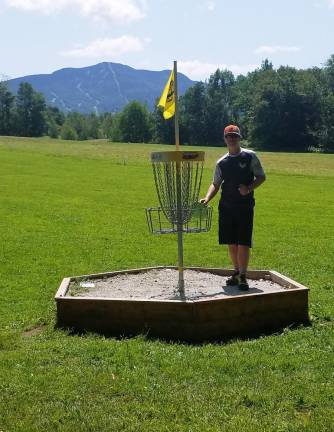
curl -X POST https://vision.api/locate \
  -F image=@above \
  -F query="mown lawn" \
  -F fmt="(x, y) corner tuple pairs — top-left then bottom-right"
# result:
(0, 137), (333, 431)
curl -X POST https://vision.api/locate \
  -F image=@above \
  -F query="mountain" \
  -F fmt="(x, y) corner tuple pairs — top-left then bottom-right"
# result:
(6, 62), (195, 114)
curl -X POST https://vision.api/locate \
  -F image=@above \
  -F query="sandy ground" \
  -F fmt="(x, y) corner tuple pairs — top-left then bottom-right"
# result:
(67, 268), (287, 301)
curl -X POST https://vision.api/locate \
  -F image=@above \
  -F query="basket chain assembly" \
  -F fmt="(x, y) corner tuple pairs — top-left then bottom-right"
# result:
(145, 151), (213, 294)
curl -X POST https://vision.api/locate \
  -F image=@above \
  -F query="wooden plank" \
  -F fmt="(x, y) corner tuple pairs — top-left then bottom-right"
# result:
(66, 266), (177, 281)
(187, 267), (270, 279)
(61, 267), (272, 285)
(55, 278), (71, 298)
(57, 296), (193, 304)
(269, 271), (309, 290)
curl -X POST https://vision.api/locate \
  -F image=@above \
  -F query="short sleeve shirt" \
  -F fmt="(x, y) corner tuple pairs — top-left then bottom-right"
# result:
(213, 148), (265, 207)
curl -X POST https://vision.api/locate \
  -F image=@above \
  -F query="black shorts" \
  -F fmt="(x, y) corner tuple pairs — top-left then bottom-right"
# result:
(218, 203), (254, 247)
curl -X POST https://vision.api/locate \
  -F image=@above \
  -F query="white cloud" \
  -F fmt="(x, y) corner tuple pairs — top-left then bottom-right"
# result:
(207, 1), (216, 11)
(178, 60), (259, 80)
(60, 36), (147, 58)
(314, 1), (334, 7)
(0, 73), (11, 81)
(255, 45), (301, 55)
(6, 0), (146, 22)
(6, 0), (67, 14)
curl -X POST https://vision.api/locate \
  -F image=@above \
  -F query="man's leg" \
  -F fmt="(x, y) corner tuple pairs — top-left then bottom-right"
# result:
(237, 245), (250, 275)
(236, 205), (253, 285)
(228, 244), (239, 271)
(226, 244), (240, 286)
(236, 245), (250, 290)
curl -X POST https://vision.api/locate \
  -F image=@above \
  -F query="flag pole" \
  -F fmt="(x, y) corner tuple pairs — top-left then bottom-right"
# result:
(174, 60), (184, 294)
(174, 61), (180, 152)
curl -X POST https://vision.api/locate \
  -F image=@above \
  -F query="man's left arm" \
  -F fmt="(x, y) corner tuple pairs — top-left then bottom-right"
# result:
(247, 175), (266, 192)
(239, 153), (266, 196)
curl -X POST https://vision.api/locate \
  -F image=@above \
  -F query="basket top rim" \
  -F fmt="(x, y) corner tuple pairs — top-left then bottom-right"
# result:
(151, 151), (205, 163)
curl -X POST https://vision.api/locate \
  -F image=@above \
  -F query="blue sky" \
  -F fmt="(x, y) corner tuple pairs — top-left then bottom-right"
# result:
(1, 0), (334, 81)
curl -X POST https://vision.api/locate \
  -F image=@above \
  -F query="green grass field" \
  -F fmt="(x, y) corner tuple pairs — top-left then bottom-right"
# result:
(0, 136), (333, 431)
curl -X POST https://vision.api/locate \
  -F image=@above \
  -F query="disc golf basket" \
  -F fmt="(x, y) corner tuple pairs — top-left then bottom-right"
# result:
(146, 151), (212, 294)
(145, 203), (212, 235)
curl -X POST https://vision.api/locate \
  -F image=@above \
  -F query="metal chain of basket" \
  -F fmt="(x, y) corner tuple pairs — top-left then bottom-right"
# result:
(152, 156), (202, 225)
(146, 151), (212, 234)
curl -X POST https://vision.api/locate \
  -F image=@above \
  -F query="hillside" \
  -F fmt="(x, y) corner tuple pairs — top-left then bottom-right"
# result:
(6, 62), (195, 114)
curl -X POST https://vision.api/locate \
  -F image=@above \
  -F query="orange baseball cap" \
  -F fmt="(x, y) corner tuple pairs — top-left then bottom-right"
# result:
(224, 124), (241, 137)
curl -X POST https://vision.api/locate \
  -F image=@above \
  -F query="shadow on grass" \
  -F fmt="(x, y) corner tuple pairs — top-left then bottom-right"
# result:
(55, 320), (312, 346)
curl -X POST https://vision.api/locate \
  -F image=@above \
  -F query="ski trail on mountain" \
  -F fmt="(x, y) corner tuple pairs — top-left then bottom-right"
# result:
(107, 63), (129, 104)
(76, 82), (93, 100)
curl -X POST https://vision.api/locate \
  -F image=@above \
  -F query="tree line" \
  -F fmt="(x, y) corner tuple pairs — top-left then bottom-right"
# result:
(1, 55), (334, 152)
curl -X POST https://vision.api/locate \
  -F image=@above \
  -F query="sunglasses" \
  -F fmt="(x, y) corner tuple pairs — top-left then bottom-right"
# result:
(225, 134), (240, 138)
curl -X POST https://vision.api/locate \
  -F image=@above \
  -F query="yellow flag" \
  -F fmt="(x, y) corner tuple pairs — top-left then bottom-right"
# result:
(158, 70), (175, 119)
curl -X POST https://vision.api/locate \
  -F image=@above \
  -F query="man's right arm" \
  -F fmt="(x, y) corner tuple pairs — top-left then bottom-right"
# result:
(200, 163), (222, 205)
(200, 183), (220, 205)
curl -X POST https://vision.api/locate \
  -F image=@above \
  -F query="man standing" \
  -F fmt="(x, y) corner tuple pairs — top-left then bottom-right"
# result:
(200, 125), (266, 290)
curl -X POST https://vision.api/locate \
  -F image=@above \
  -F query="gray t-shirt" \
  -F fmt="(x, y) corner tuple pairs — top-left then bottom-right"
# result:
(213, 148), (265, 206)
(213, 148), (265, 186)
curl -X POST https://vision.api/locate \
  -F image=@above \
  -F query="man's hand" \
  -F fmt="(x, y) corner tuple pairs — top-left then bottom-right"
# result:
(238, 184), (250, 196)
(200, 183), (220, 206)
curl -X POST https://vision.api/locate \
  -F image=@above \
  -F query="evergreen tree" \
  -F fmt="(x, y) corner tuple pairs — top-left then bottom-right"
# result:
(100, 112), (113, 138)
(324, 54), (334, 92)
(151, 100), (174, 144)
(239, 65), (321, 151)
(45, 106), (65, 139)
(118, 101), (152, 142)
(205, 69), (236, 145)
(0, 83), (15, 135)
(15, 82), (46, 136)
(48, 119), (59, 138)
(319, 93), (334, 151)
(181, 82), (208, 145)
(65, 112), (88, 140)
(60, 122), (78, 140)
(109, 113), (122, 142)
(86, 113), (101, 139)
(46, 106), (65, 127)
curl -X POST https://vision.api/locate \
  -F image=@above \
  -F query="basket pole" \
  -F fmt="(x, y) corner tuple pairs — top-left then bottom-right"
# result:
(174, 61), (180, 152)
(174, 60), (184, 293)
